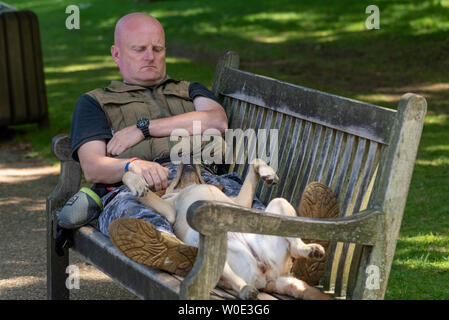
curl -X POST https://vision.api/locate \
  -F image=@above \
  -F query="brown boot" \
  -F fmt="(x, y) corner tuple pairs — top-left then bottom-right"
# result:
(291, 182), (339, 286)
(108, 217), (198, 277)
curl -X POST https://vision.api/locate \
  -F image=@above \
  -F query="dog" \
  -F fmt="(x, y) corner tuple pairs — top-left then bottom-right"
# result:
(121, 159), (331, 300)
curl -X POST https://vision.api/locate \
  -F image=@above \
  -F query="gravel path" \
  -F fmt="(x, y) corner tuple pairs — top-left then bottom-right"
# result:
(0, 135), (137, 300)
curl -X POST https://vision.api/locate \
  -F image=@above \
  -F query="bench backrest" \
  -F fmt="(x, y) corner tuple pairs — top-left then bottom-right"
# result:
(211, 51), (426, 299)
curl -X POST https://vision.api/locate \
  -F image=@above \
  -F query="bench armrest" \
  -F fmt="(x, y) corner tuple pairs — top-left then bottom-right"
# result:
(47, 134), (82, 235)
(187, 201), (383, 245)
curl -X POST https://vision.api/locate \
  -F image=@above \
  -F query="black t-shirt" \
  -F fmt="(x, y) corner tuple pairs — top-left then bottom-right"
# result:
(70, 81), (222, 161)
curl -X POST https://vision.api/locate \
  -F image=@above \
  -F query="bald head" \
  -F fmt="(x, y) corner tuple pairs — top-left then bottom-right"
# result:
(111, 12), (167, 86)
(114, 13), (164, 46)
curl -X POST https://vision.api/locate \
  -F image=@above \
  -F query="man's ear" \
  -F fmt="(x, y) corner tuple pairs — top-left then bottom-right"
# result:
(111, 45), (119, 64)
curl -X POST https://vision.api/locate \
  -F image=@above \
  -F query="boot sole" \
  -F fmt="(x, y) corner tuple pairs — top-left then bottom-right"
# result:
(108, 217), (197, 277)
(293, 182), (339, 285)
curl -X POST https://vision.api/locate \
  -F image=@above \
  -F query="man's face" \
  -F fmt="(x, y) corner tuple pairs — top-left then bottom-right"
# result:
(111, 20), (166, 86)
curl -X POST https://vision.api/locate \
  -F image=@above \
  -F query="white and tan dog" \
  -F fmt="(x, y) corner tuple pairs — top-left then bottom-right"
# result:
(121, 159), (331, 300)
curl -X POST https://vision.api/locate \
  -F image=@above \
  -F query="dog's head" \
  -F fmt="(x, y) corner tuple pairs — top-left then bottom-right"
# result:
(164, 162), (224, 194)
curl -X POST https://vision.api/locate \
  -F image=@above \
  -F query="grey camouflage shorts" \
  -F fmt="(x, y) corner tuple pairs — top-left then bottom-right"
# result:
(98, 164), (266, 237)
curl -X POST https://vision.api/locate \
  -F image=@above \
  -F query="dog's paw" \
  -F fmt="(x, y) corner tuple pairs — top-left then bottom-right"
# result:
(252, 159), (279, 185)
(122, 171), (148, 197)
(307, 243), (326, 259)
(239, 285), (259, 300)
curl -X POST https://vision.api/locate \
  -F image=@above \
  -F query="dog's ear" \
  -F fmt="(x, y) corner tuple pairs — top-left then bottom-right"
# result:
(194, 164), (206, 184)
(166, 163), (184, 194)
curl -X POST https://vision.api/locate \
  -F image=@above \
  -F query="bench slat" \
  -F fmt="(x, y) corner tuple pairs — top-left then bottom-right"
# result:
(334, 242), (353, 297)
(238, 104), (258, 177)
(274, 117), (303, 202)
(293, 123), (325, 206)
(312, 127), (334, 183)
(236, 103), (256, 177)
(228, 100), (248, 174)
(3, 12), (27, 123)
(219, 67), (395, 145)
(333, 135), (356, 202)
(353, 142), (382, 213)
(340, 138), (367, 216)
(267, 114), (292, 201)
(27, 11), (48, 124)
(324, 131), (344, 187)
(0, 14), (11, 126)
(19, 12), (39, 121)
(283, 121), (312, 204)
(259, 111), (284, 201)
(256, 108), (274, 197)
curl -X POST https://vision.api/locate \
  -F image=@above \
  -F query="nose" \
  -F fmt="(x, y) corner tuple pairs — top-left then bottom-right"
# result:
(143, 47), (154, 61)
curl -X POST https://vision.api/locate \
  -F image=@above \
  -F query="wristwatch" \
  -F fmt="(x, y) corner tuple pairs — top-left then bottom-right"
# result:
(136, 118), (151, 139)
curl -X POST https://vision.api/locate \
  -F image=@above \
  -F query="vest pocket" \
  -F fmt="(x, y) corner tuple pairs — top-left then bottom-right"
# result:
(103, 95), (150, 129)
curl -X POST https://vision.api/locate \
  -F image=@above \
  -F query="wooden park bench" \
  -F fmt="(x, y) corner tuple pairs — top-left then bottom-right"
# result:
(46, 51), (426, 300)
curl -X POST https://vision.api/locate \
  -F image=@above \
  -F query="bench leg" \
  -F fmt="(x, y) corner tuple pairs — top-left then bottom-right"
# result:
(46, 214), (70, 300)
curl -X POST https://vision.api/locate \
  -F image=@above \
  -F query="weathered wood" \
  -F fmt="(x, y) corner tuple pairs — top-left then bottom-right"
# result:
(46, 195), (70, 300)
(46, 134), (81, 299)
(0, 15), (11, 126)
(73, 226), (181, 299)
(212, 50), (240, 97)
(180, 230), (228, 299)
(19, 11), (37, 121)
(282, 120), (311, 202)
(294, 123), (324, 204)
(3, 12), (26, 123)
(187, 201), (383, 246)
(217, 67), (396, 145)
(313, 127), (334, 182)
(273, 117), (302, 200)
(359, 93), (427, 299)
(26, 10), (48, 125)
(0, 10), (48, 127)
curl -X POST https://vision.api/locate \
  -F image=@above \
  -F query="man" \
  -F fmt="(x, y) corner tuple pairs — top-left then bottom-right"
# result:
(62, 12), (237, 276)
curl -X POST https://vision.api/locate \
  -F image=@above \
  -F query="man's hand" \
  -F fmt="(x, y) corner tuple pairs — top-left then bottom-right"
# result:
(107, 124), (144, 156)
(128, 160), (169, 192)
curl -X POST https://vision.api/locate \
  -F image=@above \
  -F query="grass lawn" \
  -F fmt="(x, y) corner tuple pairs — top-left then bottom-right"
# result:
(7, 0), (449, 299)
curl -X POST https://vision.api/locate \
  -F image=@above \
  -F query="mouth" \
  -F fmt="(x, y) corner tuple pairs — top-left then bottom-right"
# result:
(141, 66), (156, 70)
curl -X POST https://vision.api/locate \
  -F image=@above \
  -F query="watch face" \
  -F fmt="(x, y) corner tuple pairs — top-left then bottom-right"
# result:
(137, 118), (149, 128)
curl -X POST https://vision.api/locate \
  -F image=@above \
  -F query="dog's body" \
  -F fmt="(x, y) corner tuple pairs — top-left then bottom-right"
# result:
(122, 159), (331, 300)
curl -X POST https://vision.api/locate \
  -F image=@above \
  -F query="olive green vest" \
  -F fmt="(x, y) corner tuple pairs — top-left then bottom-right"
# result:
(87, 77), (196, 161)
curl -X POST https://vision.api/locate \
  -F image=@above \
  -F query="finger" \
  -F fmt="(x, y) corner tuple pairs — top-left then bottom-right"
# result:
(143, 172), (155, 190)
(148, 167), (162, 191)
(159, 167), (169, 189)
(112, 144), (126, 156)
(106, 139), (114, 155)
(107, 140), (120, 156)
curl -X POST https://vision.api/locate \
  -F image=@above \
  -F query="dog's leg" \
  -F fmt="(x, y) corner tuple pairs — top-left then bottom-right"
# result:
(265, 198), (325, 260)
(219, 262), (259, 300)
(263, 276), (332, 300)
(232, 159), (278, 208)
(123, 171), (177, 224)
